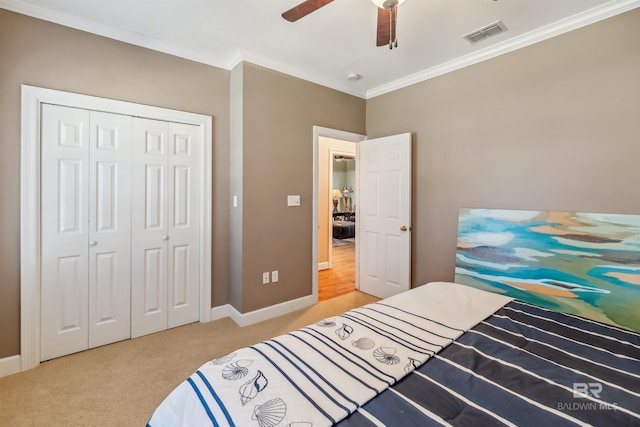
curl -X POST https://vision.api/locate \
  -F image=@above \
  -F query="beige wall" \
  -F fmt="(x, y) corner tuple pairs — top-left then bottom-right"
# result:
(233, 63), (366, 312)
(2, 6), (637, 361)
(0, 9), (231, 358)
(366, 9), (640, 288)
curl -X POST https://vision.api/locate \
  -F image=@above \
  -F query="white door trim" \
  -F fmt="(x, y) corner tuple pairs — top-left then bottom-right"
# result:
(312, 126), (365, 302)
(20, 85), (213, 371)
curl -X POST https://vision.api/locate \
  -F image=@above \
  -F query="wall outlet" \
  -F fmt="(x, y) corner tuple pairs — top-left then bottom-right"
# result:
(262, 272), (270, 285)
(271, 270), (278, 283)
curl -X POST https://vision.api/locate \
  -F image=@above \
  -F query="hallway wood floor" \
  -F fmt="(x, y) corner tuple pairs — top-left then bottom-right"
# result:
(318, 243), (355, 301)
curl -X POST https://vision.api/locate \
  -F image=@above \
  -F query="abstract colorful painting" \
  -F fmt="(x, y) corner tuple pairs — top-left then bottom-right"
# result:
(455, 208), (640, 333)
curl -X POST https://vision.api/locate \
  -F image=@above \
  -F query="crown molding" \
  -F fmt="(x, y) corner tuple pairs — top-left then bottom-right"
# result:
(366, 0), (640, 99)
(0, 0), (231, 69)
(225, 49), (244, 70)
(236, 49), (368, 98)
(2, 0), (637, 100)
(0, 0), (367, 97)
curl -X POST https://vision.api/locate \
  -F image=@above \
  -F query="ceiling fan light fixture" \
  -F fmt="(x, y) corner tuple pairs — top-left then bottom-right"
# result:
(370, 0), (405, 9)
(372, 0), (405, 49)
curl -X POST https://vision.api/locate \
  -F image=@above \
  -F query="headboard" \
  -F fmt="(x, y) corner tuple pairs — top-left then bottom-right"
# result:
(454, 208), (640, 333)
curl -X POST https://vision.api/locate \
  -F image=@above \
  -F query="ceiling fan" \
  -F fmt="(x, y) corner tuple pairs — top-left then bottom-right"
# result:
(282, 0), (405, 49)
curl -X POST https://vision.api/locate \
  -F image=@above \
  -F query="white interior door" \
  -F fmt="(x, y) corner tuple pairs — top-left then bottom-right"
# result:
(131, 118), (169, 338)
(167, 122), (200, 328)
(41, 104), (90, 361)
(131, 119), (200, 337)
(88, 111), (132, 348)
(23, 86), (212, 369)
(41, 105), (134, 360)
(40, 103), (202, 358)
(358, 133), (412, 299)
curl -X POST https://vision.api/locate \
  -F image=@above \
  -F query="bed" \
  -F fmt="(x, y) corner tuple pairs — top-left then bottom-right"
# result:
(337, 298), (640, 426)
(148, 209), (640, 427)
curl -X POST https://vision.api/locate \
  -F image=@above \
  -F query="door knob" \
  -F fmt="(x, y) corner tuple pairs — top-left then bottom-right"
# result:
(400, 225), (408, 232)
(162, 236), (169, 241)
(89, 240), (97, 246)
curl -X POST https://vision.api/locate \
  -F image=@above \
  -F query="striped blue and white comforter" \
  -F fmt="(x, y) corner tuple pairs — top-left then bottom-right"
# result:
(147, 282), (511, 427)
(341, 300), (640, 426)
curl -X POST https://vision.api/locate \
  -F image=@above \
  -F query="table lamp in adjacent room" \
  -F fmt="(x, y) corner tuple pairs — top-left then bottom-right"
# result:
(331, 189), (342, 212)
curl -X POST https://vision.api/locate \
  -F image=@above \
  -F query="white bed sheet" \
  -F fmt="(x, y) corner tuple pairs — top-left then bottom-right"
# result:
(147, 282), (512, 427)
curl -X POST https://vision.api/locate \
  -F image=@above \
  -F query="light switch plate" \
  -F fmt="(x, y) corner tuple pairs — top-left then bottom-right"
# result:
(287, 195), (301, 207)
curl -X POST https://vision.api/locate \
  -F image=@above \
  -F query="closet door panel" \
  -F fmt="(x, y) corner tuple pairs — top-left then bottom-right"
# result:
(143, 247), (164, 311)
(41, 104), (90, 361)
(40, 101), (204, 360)
(145, 164), (165, 228)
(167, 123), (200, 328)
(88, 111), (132, 348)
(131, 118), (169, 338)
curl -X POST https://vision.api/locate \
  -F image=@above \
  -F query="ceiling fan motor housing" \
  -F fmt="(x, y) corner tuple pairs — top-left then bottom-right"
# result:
(381, 0), (399, 9)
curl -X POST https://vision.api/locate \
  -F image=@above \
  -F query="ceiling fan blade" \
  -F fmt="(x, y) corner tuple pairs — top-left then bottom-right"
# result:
(282, 0), (334, 22)
(376, 7), (397, 47)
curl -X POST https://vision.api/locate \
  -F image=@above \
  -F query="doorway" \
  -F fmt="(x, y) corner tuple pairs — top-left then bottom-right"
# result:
(312, 127), (365, 302)
(319, 151), (356, 301)
(312, 128), (413, 303)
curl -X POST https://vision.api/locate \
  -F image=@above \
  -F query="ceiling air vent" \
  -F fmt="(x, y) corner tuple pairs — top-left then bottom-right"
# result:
(463, 21), (508, 44)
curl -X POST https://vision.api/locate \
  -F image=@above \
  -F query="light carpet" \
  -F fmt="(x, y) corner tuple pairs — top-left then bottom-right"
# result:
(0, 291), (378, 427)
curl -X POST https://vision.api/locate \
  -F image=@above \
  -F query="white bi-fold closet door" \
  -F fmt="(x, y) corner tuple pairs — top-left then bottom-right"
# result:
(40, 104), (200, 361)
(41, 105), (131, 360)
(131, 117), (200, 338)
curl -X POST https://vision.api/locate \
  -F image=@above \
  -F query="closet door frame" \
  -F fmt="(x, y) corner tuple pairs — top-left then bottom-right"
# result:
(20, 85), (213, 372)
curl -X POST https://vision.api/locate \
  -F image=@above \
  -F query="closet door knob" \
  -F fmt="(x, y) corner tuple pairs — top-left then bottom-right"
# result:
(89, 240), (98, 247)
(162, 236), (169, 241)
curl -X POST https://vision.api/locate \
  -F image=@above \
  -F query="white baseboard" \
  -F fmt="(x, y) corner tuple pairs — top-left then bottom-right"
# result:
(3, 298), (315, 379)
(318, 262), (329, 271)
(210, 304), (232, 321)
(229, 295), (316, 327)
(0, 355), (21, 378)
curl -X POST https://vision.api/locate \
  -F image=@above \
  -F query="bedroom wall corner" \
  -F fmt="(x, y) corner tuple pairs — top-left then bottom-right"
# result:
(0, 8), (232, 360)
(237, 63), (366, 313)
(365, 8), (640, 289)
(229, 62), (244, 311)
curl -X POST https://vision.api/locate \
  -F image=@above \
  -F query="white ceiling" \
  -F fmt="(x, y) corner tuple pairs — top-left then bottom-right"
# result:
(2, 0), (638, 98)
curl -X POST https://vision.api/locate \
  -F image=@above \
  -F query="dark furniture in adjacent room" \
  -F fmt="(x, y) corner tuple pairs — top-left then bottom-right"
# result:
(332, 220), (355, 239)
